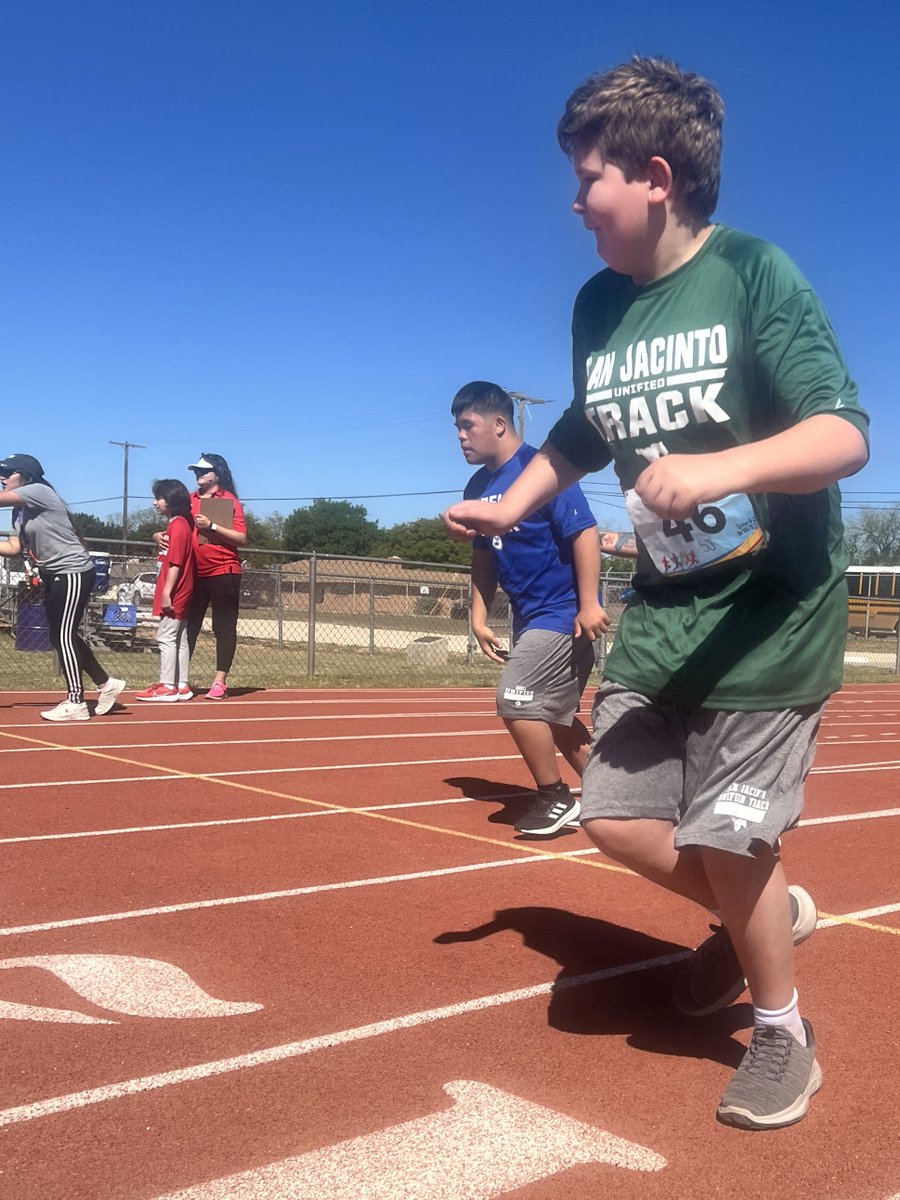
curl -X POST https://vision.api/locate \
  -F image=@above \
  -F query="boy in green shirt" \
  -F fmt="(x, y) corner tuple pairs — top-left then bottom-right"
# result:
(444, 57), (869, 1129)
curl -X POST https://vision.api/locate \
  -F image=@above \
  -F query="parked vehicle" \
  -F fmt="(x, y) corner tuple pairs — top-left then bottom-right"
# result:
(117, 570), (158, 607)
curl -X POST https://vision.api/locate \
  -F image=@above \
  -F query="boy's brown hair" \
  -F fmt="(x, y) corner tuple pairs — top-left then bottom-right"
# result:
(557, 56), (724, 224)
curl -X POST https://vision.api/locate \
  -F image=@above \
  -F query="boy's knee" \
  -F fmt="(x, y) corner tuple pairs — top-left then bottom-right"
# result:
(582, 816), (638, 859)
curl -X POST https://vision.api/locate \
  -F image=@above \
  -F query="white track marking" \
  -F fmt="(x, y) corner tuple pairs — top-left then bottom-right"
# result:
(0, 955), (262, 1019)
(0, 856), (557, 936)
(0, 1000), (114, 1024)
(3, 799), (899, 847)
(0, 753), (526, 790)
(0, 726), (881, 756)
(156, 1079), (665, 1198)
(0, 714), (514, 751)
(0, 950), (689, 1128)
(816, 902), (900, 928)
(3, 752), (900, 794)
(3, 901), (898, 1130)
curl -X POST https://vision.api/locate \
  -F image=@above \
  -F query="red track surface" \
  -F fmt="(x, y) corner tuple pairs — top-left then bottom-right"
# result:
(1, 684), (899, 1199)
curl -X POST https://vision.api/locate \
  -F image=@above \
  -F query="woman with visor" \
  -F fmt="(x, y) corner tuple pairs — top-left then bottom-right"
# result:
(154, 453), (246, 699)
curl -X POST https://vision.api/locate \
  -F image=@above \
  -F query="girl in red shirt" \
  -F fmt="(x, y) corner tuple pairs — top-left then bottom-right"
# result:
(136, 480), (196, 702)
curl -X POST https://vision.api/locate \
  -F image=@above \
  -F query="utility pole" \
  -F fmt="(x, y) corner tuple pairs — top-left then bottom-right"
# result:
(506, 391), (550, 438)
(109, 440), (146, 556)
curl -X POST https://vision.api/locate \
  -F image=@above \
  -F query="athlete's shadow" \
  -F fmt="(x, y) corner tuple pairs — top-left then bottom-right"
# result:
(434, 905), (750, 1068)
(444, 775), (581, 841)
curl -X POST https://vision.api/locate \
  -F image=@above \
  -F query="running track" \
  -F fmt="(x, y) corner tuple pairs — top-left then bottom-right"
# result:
(1, 683), (898, 1199)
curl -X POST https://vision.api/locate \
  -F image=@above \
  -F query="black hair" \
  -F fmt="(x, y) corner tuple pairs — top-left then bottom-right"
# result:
(152, 478), (194, 521)
(197, 452), (238, 496)
(450, 381), (515, 424)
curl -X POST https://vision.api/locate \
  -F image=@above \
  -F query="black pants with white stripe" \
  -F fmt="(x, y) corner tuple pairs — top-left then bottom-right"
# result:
(41, 567), (109, 704)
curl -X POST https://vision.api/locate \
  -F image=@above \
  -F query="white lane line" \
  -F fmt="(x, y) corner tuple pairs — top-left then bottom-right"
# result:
(0, 753), (527, 790)
(816, 902), (900, 928)
(0, 855), (558, 936)
(4, 751), (900, 794)
(0, 949), (690, 1128)
(0, 727), (510, 755)
(0, 796), (491, 845)
(4, 799), (899, 848)
(800, 807), (900, 826)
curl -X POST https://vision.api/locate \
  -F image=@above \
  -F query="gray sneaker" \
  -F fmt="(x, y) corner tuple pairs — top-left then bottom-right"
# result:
(717, 1019), (822, 1129)
(673, 885), (817, 1016)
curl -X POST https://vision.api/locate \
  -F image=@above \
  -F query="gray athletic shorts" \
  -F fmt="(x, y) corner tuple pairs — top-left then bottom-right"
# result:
(496, 628), (596, 725)
(580, 682), (825, 857)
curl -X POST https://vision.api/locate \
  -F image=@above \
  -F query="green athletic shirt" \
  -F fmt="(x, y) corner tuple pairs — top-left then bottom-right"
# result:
(548, 224), (870, 710)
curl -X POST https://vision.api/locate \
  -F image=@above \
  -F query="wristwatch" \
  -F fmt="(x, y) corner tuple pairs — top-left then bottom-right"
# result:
(210, 522), (218, 533)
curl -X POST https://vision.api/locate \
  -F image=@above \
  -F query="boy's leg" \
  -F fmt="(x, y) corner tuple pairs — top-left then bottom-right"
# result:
(503, 717), (566, 790)
(497, 630), (592, 836)
(551, 714), (592, 776)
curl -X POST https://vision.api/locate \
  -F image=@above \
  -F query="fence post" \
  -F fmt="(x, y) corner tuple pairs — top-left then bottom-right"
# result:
(307, 554), (317, 677)
(369, 580), (376, 654)
(275, 563), (284, 648)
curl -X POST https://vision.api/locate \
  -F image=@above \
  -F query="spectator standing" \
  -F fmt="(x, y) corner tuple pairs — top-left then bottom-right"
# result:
(186, 453), (247, 699)
(0, 453), (126, 722)
(135, 480), (197, 701)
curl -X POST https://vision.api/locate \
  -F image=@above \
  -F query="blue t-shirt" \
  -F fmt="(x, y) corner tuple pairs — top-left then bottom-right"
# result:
(465, 443), (597, 636)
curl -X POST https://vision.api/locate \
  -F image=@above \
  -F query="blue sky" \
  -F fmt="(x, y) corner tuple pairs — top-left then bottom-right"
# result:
(2, 0), (896, 535)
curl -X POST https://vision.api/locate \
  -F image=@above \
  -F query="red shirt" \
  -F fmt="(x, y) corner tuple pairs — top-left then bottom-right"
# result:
(190, 488), (245, 577)
(152, 515), (196, 619)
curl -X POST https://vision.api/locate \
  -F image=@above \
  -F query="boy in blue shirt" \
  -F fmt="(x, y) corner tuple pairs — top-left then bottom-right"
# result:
(452, 381), (609, 835)
(445, 60), (868, 1129)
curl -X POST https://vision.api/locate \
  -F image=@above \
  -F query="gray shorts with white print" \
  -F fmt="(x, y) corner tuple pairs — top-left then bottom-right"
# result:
(496, 628), (596, 725)
(580, 682), (825, 857)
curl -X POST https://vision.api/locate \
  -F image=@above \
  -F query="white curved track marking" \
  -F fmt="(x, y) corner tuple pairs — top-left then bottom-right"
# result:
(0, 999), (113, 1024)
(0, 955), (263, 1019)
(158, 1080), (665, 1198)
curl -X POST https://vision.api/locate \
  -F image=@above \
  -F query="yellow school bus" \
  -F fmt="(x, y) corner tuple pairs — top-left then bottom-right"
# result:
(845, 566), (900, 636)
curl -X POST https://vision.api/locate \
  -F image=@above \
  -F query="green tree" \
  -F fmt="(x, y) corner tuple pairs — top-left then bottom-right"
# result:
(282, 499), (379, 556)
(70, 512), (120, 542)
(373, 516), (471, 565)
(843, 507), (900, 564)
(126, 506), (165, 545)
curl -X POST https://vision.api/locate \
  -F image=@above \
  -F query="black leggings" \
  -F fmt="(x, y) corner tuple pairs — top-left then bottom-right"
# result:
(186, 572), (241, 673)
(42, 567), (109, 703)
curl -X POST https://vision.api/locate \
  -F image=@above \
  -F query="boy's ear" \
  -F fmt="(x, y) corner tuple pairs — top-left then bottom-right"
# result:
(495, 415), (508, 437)
(646, 155), (674, 205)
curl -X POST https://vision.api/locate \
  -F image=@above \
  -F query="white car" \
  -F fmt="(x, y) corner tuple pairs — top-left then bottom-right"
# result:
(117, 571), (158, 607)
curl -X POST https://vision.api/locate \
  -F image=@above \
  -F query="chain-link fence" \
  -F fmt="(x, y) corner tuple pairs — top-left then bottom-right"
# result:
(0, 541), (896, 689)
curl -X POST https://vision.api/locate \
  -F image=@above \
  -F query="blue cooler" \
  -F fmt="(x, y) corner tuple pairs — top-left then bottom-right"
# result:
(90, 552), (111, 594)
(16, 603), (52, 652)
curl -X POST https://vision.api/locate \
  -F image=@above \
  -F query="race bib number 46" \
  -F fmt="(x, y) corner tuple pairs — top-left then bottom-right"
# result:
(625, 489), (765, 577)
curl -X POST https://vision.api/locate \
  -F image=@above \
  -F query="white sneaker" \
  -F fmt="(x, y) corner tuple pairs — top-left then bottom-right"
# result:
(41, 700), (90, 723)
(96, 677), (126, 716)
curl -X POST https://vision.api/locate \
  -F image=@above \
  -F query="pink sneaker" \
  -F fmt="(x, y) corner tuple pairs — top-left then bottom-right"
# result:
(205, 681), (228, 700)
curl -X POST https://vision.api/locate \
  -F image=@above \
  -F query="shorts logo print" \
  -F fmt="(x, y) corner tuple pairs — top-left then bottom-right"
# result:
(502, 686), (534, 708)
(713, 781), (769, 828)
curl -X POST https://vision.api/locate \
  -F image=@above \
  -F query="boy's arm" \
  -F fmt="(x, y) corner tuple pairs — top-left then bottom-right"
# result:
(443, 443), (585, 538)
(470, 548), (507, 664)
(635, 414), (869, 520)
(569, 527), (610, 641)
(0, 535), (22, 557)
(599, 530), (638, 558)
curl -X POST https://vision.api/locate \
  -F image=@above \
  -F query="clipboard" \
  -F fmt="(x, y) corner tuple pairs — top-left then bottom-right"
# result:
(198, 497), (234, 545)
